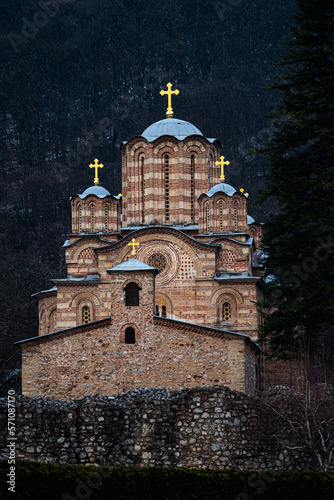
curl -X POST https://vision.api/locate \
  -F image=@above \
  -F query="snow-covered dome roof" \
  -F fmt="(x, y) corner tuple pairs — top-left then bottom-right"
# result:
(141, 118), (204, 141)
(247, 215), (255, 225)
(77, 185), (111, 199)
(206, 183), (237, 197)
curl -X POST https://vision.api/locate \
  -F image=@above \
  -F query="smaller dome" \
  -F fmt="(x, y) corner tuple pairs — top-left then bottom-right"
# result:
(78, 185), (111, 199)
(142, 118), (203, 141)
(247, 215), (255, 225)
(206, 183), (236, 198)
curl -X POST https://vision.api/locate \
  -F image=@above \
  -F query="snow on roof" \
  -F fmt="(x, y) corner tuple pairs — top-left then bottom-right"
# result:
(247, 215), (255, 224)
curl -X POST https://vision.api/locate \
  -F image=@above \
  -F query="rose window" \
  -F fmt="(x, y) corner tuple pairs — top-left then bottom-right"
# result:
(147, 253), (167, 273)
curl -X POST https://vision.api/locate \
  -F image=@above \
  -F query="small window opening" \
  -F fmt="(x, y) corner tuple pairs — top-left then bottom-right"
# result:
(90, 204), (95, 233)
(82, 305), (91, 324)
(125, 327), (135, 344)
(222, 302), (232, 322)
(125, 282), (140, 306)
(162, 305), (167, 318)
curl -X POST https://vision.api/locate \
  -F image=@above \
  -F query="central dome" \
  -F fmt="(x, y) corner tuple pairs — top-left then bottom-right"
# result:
(142, 118), (203, 141)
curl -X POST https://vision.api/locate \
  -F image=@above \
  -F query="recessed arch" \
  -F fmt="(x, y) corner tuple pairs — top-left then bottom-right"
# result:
(113, 231), (204, 278)
(210, 287), (244, 306)
(155, 292), (173, 318)
(48, 308), (57, 333)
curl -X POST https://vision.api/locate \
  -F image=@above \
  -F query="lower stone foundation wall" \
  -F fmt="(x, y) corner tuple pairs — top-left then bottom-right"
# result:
(0, 386), (315, 470)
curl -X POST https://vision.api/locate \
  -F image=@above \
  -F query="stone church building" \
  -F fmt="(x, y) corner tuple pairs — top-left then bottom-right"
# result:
(17, 84), (265, 401)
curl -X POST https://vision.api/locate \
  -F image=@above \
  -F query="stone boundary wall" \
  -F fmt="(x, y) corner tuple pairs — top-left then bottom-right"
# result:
(0, 386), (314, 470)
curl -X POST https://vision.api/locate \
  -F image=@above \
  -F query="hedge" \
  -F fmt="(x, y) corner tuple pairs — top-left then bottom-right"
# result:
(0, 460), (333, 500)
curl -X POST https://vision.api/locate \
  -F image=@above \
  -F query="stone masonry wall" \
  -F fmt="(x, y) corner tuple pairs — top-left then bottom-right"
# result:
(0, 386), (315, 470)
(21, 315), (255, 400)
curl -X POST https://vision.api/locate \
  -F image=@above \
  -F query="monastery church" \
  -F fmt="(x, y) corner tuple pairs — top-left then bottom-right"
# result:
(17, 83), (265, 401)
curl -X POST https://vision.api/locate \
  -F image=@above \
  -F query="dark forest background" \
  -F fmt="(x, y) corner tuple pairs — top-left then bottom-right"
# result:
(0, 0), (297, 394)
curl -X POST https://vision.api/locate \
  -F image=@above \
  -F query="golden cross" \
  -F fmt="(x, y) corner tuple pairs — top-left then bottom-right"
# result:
(128, 238), (139, 258)
(215, 156), (230, 183)
(160, 82), (179, 118)
(89, 158), (104, 185)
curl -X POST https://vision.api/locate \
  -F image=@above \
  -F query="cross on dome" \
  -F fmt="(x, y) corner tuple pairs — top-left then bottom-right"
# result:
(89, 158), (104, 186)
(215, 156), (230, 183)
(160, 82), (179, 118)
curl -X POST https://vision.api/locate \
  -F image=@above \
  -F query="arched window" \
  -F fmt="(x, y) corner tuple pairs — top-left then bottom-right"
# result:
(156, 305), (160, 316)
(234, 200), (238, 231)
(78, 204), (82, 233)
(140, 156), (145, 223)
(205, 203), (210, 233)
(125, 327), (135, 344)
(49, 309), (57, 333)
(222, 302), (232, 322)
(104, 203), (110, 232)
(90, 203), (95, 233)
(165, 154), (170, 222)
(190, 155), (195, 222)
(82, 305), (91, 324)
(40, 310), (46, 335)
(161, 305), (167, 318)
(125, 282), (140, 306)
(218, 200), (224, 232)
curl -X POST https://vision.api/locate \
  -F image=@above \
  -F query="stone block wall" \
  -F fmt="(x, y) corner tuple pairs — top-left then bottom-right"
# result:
(20, 312), (259, 400)
(0, 386), (315, 469)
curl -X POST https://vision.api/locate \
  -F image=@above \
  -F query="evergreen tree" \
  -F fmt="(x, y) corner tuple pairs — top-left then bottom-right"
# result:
(259, 0), (334, 359)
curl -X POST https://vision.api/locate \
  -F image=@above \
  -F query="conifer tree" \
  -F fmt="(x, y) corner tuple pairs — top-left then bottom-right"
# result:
(259, 0), (334, 359)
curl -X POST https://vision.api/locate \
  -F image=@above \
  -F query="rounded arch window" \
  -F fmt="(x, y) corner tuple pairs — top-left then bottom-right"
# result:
(234, 200), (238, 231)
(165, 154), (170, 222)
(82, 305), (91, 324)
(125, 282), (140, 306)
(90, 203), (95, 233)
(125, 327), (135, 344)
(205, 203), (210, 233)
(104, 203), (110, 232)
(78, 204), (82, 233)
(222, 302), (232, 322)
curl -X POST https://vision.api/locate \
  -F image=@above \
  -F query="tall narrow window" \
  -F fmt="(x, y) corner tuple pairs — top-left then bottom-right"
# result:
(162, 305), (167, 318)
(219, 200), (224, 232)
(104, 203), (109, 232)
(141, 156), (145, 223)
(90, 203), (95, 233)
(156, 305), (160, 316)
(165, 155), (170, 222)
(78, 204), (82, 233)
(125, 327), (135, 344)
(190, 155), (195, 222)
(82, 305), (91, 324)
(222, 302), (232, 322)
(125, 282), (140, 306)
(205, 203), (210, 233)
(208, 157), (211, 186)
(234, 200), (238, 231)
